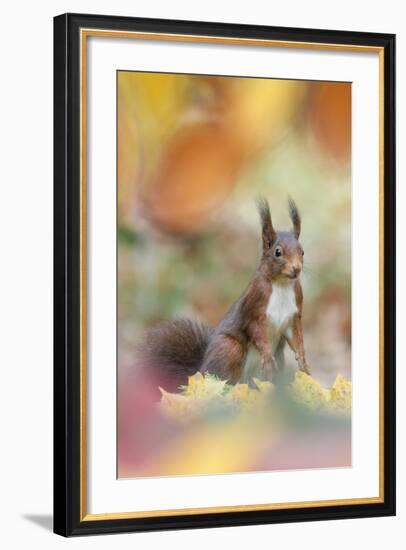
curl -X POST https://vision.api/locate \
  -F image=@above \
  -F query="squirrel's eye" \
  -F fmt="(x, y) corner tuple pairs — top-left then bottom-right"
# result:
(274, 247), (282, 258)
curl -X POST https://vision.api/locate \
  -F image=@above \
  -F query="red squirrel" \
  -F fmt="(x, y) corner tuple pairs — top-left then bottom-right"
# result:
(140, 197), (310, 389)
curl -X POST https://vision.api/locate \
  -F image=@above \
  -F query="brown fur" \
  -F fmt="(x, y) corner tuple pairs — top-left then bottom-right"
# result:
(141, 198), (309, 388)
(202, 197), (309, 380)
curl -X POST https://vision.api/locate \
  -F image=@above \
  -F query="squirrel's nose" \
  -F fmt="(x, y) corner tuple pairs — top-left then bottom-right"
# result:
(292, 266), (301, 276)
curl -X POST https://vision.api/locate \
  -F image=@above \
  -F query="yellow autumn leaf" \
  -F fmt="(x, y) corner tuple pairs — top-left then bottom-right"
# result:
(288, 371), (330, 411)
(182, 371), (227, 399)
(288, 371), (352, 414)
(253, 378), (274, 396)
(329, 373), (352, 412)
(159, 371), (351, 421)
(226, 383), (262, 411)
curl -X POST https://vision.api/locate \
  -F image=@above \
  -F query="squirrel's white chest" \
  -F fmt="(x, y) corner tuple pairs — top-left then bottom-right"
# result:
(266, 283), (297, 331)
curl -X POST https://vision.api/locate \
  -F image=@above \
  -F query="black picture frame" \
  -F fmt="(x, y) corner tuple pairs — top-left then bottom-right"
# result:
(54, 12), (396, 537)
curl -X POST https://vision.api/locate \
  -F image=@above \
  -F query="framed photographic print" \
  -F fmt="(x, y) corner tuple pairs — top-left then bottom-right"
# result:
(53, 13), (396, 536)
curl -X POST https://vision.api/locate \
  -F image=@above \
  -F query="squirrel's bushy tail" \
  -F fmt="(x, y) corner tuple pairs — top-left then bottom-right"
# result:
(138, 318), (212, 391)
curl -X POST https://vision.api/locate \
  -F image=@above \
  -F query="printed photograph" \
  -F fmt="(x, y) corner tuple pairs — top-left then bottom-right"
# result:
(117, 71), (352, 478)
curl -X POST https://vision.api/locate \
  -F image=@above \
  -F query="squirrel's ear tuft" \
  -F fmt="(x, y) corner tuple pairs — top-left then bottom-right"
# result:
(257, 197), (277, 249)
(288, 196), (301, 239)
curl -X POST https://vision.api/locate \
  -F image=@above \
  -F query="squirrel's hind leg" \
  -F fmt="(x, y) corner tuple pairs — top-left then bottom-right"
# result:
(274, 338), (286, 371)
(200, 335), (247, 385)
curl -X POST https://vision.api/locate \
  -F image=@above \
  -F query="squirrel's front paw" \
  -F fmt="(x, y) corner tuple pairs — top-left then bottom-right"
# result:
(299, 362), (311, 375)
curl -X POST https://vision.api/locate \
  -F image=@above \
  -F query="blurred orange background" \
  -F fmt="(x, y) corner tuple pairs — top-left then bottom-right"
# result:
(117, 71), (352, 478)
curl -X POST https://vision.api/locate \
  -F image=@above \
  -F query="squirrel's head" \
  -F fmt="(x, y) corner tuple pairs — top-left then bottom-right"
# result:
(258, 197), (304, 282)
